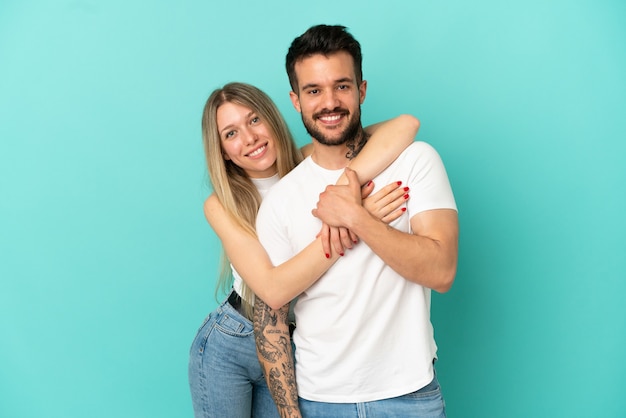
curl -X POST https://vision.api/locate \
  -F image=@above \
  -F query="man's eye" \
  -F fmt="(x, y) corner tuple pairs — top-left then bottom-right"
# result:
(338, 85), (348, 90)
(308, 89), (319, 95)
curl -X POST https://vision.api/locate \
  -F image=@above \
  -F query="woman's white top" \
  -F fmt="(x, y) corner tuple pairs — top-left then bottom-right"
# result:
(231, 174), (280, 303)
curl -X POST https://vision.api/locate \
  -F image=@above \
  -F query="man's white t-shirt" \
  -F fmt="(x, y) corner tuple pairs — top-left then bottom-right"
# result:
(256, 142), (457, 403)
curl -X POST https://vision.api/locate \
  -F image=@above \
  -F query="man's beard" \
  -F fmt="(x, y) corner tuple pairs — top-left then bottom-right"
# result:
(301, 106), (362, 148)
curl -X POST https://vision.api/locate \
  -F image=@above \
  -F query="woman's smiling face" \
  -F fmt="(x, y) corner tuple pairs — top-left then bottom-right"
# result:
(217, 101), (278, 178)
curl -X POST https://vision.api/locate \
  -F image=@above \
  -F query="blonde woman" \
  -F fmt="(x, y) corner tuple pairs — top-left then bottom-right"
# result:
(188, 82), (419, 418)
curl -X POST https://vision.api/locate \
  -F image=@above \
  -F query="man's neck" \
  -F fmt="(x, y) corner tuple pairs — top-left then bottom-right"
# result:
(310, 142), (350, 170)
(309, 128), (367, 170)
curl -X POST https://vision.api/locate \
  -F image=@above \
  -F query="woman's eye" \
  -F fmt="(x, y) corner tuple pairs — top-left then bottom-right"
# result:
(225, 130), (235, 139)
(251, 116), (260, 124)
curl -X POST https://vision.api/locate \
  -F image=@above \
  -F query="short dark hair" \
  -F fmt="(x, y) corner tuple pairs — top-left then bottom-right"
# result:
(286, 24), (363, 92)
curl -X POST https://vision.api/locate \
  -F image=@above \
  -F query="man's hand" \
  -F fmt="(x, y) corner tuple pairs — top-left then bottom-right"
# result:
(316, 178), (380, 257)
(315, 168), (410, 255)
(312, 167), (364, 229)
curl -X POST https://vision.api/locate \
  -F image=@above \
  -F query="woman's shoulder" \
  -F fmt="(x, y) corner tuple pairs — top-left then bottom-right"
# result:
(203, 193), (226, 222)
(203, 193), (219, 208)
(300, 143), (314, 158)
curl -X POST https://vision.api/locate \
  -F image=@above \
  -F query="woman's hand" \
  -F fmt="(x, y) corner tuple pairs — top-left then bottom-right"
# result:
(317, 224), (354, 259)
(363, 180), (409, 224)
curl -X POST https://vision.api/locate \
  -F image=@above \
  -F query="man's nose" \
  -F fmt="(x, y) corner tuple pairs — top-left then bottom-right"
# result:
(322, 90), (340, 110)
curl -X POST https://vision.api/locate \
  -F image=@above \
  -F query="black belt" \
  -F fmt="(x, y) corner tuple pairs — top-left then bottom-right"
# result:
(228, 291), (251, 319)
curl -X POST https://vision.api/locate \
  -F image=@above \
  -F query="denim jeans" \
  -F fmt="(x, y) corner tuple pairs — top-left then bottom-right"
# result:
(298, 369), (446, 418)
(188, 293), (279, 418)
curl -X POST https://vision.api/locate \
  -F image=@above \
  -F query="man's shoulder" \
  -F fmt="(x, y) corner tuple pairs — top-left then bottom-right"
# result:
(406, 140), (439, 156)
(392, 141), (442, 167)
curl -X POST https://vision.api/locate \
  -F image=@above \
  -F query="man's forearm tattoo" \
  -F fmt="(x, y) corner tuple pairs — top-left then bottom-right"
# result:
(254, 296), (300, 418)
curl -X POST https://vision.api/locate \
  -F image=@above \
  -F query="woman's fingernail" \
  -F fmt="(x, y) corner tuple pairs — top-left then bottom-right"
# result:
(403, 187), (409, 192)
(366, 180), (372, 187)
(397, 181), (402, 186)
(404, 194), (409, 199)
(340, 252), (344, 256)
(401, 207), (407, 212)
(325, 253), (330, 259)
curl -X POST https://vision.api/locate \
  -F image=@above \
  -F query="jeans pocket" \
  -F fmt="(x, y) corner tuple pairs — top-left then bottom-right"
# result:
(408, 374), (442, 399)
(214, 313), (253, 336)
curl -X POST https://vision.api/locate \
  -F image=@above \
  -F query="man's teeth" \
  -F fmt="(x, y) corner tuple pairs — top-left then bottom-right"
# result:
(320, 115), (341, 122)
(249, 145), (266, 157)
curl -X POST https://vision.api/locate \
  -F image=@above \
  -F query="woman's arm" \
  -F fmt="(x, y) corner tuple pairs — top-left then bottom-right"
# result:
(254, 299), (299, 418)
(206, 180), (408, 309)
(299, 114), (419, 183)
(204, 194), (334, 310)
(342, 114), (419, 185)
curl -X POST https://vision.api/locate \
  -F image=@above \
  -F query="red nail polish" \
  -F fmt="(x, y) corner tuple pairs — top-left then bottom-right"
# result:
(401, 207), (407, 212)
(325, 253), (330, 259)
(403, 187), (409, 192)
(404, 194), (409, 199)
(340, 253), (344, 256)
(366, 180), (372, 187)
(397, 181), (402, 186)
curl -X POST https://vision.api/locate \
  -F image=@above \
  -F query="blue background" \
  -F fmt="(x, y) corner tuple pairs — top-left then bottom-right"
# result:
(1, 1), (625, 417)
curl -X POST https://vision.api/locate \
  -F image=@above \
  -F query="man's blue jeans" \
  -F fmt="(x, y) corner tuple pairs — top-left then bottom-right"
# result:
(298, 369), (446, 418)
(188, 294), (279, 418)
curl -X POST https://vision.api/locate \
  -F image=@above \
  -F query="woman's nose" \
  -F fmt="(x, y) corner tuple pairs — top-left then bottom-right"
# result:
(242, 128), (258, 145)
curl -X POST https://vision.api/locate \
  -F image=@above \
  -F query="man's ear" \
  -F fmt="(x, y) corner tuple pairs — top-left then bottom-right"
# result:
(359, 80), (367, 104)
(289, 91), (302, 113)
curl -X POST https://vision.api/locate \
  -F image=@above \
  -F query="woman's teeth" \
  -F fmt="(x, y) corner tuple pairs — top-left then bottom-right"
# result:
(248, 145), (266, 157)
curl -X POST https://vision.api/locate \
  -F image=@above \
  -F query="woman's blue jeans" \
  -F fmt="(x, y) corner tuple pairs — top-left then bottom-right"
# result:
(188, 294), (279, 418)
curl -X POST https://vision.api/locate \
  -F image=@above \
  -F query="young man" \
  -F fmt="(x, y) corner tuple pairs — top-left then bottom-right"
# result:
(254, 25), (458, 417)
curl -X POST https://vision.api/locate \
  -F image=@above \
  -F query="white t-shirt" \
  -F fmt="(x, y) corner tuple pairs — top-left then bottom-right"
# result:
(231, 174), (279, 303)
(256, 142), (457, 403)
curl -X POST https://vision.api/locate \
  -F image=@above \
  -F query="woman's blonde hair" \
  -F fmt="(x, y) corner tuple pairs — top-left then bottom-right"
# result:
(201, 82), (302, 314)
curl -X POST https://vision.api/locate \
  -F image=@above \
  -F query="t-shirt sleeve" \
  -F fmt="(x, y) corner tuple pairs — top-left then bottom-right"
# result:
(406, 142), (457, 215)
(256, 190), (295, 267)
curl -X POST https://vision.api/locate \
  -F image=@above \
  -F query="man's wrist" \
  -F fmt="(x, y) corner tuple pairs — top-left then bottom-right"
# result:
(347, 204), (373, 232)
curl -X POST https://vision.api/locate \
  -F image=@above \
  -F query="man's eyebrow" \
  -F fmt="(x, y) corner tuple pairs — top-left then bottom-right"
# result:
(300, 82), (320, 91)
(301, 78), (354, 91)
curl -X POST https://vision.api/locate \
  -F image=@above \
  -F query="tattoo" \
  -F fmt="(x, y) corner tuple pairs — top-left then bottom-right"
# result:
(254, 297), (301, 418)
(346, 129), (370, 159)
